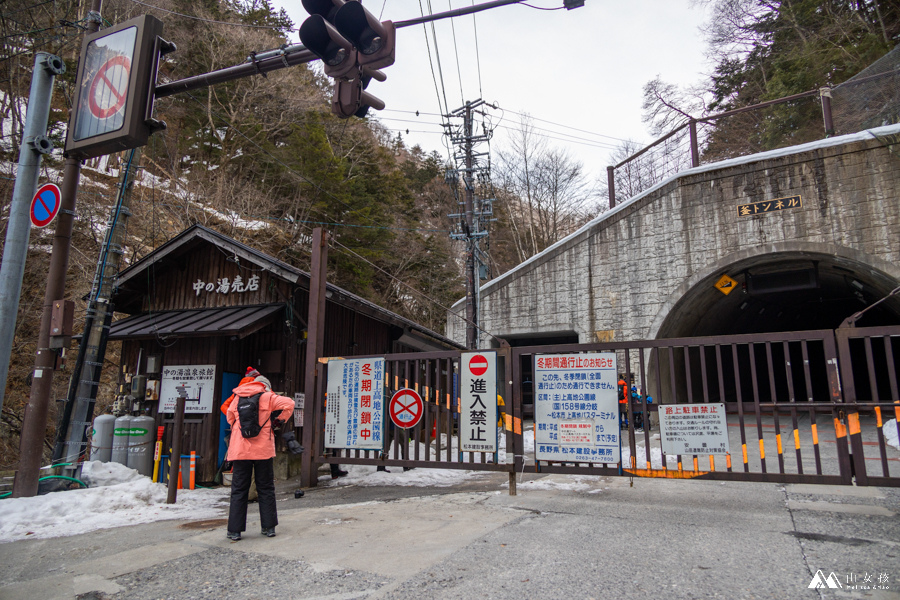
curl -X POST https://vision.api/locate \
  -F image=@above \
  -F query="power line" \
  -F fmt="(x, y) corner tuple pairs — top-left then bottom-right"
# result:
(379, 115), (621, 150)
(384, 107), (631, 145)
(448, 0), (465, 106)
(330, 237), (500, 343)
(470, 1), (484, 98)
(424, 0), (451, 118)
(500, 107), (633, 143)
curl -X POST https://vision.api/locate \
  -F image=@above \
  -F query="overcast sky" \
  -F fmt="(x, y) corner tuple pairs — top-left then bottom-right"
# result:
(273, 0), (712, 188)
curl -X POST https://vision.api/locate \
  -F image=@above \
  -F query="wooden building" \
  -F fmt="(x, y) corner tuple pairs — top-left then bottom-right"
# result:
(109, 225), (459, 481)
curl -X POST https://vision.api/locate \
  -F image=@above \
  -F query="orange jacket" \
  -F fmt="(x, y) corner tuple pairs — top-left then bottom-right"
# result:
(225, 381), (295, 461)
(221, 376), (256, 415)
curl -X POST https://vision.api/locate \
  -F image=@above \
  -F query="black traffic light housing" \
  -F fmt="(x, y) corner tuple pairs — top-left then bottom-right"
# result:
(333, 1), (395, 69)
(332, 67), (385, 118)
(65, 14), (175, 159)
(299, 0), (394, 119)
(298, 14), (358, 80)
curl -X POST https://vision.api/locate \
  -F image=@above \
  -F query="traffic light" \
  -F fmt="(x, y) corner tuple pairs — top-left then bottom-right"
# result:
(333, 1), (395, 69)
(65, 14), (176, 159)
(298, 4), (358, 80)
(332, 69), (385, 118)
(299, 0), (395, 119)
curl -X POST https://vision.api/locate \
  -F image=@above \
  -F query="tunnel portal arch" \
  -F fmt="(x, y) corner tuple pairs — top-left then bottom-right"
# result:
(640, 244), (900, 406)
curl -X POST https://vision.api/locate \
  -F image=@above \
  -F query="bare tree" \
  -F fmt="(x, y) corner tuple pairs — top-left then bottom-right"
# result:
(495, 114), (598, 261)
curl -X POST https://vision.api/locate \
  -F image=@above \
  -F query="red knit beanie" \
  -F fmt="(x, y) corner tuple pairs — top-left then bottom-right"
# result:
(246, 366), (260, 377)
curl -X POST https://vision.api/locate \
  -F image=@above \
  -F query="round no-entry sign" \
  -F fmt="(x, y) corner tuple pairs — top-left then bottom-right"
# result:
(468, 354), (489, 376)
(88, 55), (131, 120)
(30, 183), (61, 228)
(389, 388), (423, 429)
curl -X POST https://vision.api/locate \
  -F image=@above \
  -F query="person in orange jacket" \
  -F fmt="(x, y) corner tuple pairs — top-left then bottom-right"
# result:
(225, 374), (294, 541)
(221, 367), (260, 415)
(618, 374), (628, 428)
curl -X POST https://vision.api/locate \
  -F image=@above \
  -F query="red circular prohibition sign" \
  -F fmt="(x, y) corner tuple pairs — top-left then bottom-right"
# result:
(389, 388), (423, 429)
(468, 354), (489, 377)
(88, 55), (131, 119)
(30, 183), (61, 228)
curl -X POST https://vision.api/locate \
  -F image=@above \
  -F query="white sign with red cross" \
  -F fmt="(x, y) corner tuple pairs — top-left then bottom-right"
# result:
(460, 352), (497, 453)
(389, 389), (423, 429)
(87, 55), (131, 120)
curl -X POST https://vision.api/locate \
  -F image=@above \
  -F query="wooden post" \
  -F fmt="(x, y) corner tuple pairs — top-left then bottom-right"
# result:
(301, 228), (328, 488)
(166, 392), (186, 503)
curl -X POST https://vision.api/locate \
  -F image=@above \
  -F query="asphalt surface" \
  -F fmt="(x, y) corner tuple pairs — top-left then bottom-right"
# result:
(0, 470), (898, 600)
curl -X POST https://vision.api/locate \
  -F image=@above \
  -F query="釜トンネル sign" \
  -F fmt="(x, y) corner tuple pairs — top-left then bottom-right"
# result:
(460, 352), (497, 453)
(534, 353), (619, 464)
(159, 365), (216, 413)
(325, 358), (384, 450)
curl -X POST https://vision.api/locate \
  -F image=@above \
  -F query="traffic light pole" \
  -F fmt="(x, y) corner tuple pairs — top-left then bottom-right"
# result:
(0, 52), (64, 422)
(11, 0), (102, 498)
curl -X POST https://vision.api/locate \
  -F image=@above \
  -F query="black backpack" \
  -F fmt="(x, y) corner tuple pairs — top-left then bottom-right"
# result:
(236, 392), (270, 438)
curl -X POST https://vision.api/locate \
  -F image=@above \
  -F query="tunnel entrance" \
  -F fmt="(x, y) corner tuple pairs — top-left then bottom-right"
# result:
(649, 251), (899, 406)
(657, 252), (900, 338)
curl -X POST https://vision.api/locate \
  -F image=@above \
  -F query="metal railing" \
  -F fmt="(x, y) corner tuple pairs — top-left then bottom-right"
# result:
(607, 55), (900, 209)
(309, 329), (900, 490)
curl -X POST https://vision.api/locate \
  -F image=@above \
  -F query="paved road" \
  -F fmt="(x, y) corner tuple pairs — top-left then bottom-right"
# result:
(1, 472), (898, 600)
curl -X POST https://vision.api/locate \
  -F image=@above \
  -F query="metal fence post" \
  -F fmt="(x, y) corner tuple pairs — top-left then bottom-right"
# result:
(820, 87), (835, 137)
(689, 119), (700, 167)
(606, 166), (616, 209)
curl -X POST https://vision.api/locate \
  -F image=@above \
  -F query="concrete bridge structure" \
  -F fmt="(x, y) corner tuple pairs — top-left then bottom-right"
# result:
(448, 125), (900, 348)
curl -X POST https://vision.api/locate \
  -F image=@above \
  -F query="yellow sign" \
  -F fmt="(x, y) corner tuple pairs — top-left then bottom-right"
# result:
(737, 195), (802, 217)
(715, 274), (738, 295)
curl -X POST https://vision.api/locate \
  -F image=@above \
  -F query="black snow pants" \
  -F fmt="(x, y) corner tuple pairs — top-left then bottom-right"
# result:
(227, 458), (277, 533)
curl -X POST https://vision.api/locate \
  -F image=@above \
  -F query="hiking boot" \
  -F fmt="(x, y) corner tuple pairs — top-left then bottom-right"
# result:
(261, 527), (276, 537)
(331, 469), (349, 480)
(226, 531), (241, 541)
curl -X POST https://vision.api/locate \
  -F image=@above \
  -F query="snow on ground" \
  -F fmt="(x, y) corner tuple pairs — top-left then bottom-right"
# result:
(0, 461), (229, 544)
(886, 419), (900, 450)
(517, 475), (597, 493)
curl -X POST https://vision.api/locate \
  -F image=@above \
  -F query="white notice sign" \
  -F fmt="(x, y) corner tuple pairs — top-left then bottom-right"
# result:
(325, 358), (384, 450)
(659, 403), (730, 455)
(534, 353), (619, 464)
(460, 352), (497, 453)
(159, 365), (216, 413)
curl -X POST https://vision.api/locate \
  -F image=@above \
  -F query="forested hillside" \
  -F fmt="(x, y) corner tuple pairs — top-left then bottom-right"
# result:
(641, 0), (900, 160)
(0, 0), (467, 468)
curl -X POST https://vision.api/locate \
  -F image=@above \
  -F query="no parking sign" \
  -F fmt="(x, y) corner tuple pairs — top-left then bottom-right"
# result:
(30, 183), (61, 228)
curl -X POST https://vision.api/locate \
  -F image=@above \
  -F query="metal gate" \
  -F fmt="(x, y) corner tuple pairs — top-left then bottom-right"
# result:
(311, 329), (900, 489)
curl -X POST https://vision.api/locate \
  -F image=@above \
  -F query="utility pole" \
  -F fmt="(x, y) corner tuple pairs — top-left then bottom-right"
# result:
(11, 0), (103, 497)
(446, 99), (496, 349)
(53, 149), (141, 470)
